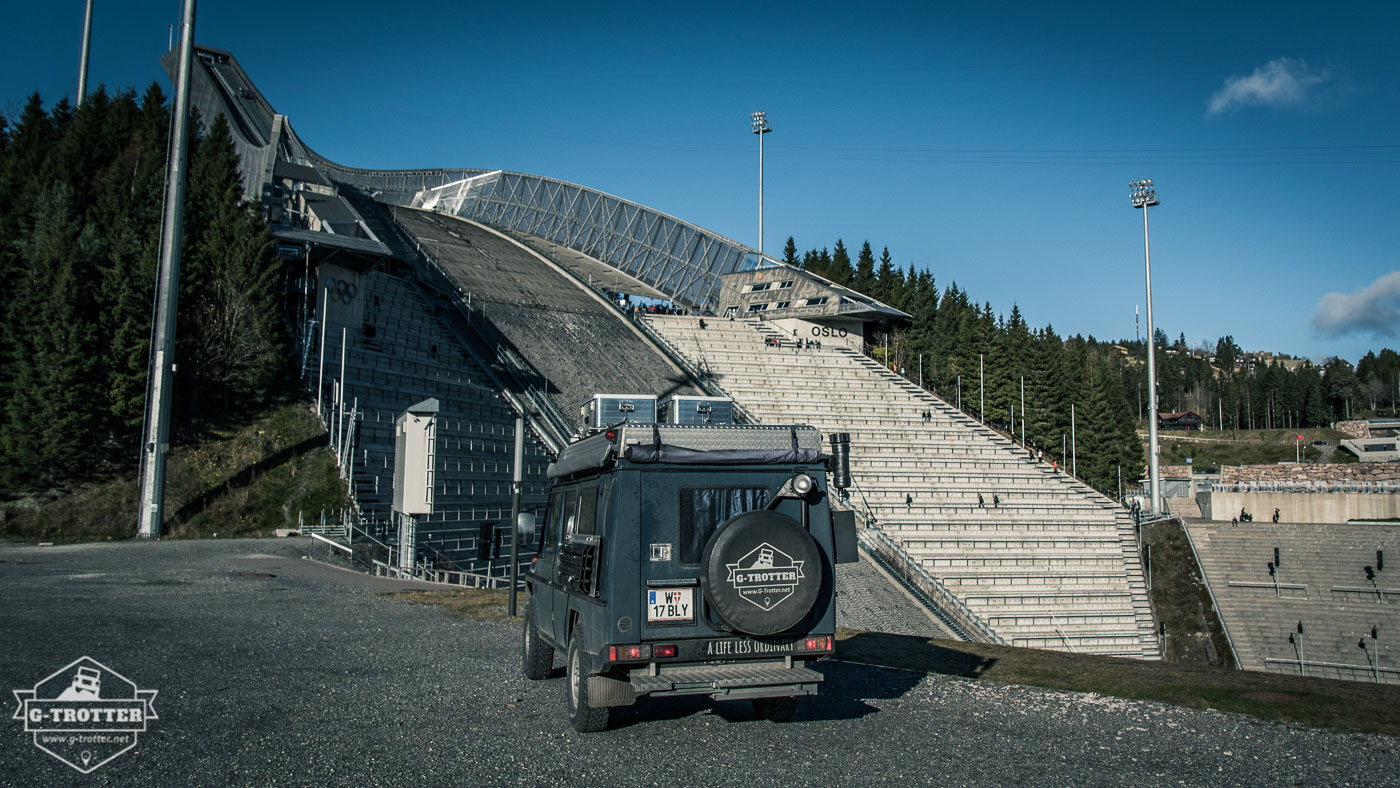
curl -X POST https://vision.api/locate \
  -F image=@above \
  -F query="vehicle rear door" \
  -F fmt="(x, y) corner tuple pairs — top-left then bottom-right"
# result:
(638, 472), (772, 640)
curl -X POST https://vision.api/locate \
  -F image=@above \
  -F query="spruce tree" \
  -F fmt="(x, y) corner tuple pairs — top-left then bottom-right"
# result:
(179, 113), (284, 417)
(851, 240), (874, 296)
(872, 243), (897, 303)
(782, 236), (798, 266)
(2, 185), (103, 484)
(824, 244), (850, 286)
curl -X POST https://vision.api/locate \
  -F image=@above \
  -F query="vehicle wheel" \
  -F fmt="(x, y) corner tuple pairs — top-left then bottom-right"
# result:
(522, 599), (553, 681)
(752, 695), (798, 722)
(566, 639), (609, 733)
(701, 510), (824, 636)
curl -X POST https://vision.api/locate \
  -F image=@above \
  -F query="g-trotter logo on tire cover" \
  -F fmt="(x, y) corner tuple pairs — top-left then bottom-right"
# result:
(726, 543), (805, 611)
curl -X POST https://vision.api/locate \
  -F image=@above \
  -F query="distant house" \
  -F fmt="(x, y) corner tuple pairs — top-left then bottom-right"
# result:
(1158, 410), (1204, 431)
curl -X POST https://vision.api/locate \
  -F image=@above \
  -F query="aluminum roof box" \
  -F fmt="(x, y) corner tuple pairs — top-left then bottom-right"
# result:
(581, 394), (658, 429)
(658, 395), (735, 425)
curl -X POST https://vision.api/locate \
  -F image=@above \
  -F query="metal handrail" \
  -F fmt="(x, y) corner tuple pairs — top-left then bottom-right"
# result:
(356, 196), (574, 452)
(1047, 611), (1077, 653)
(629, 316), (759, 425)
(858, 528), (1006, 645)
(412, 272), (575, 450)
(502, 231), (761, 427)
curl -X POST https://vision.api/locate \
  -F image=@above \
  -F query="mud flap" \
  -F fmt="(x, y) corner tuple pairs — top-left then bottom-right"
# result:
(587, 673), (637, 707)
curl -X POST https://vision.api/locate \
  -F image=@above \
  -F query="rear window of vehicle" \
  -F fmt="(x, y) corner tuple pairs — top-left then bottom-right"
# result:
(678, 487), (768, 565)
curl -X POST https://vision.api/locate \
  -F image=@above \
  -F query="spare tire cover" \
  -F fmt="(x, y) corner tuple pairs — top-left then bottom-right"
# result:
(701, 510), (823, 636)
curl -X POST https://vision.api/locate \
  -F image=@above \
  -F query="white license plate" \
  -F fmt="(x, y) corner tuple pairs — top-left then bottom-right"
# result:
(647, 588), (694, 623)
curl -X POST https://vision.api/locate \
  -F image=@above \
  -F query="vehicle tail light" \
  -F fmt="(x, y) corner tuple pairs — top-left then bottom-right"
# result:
(610, 644), (651, 662)
(604, 429), (617, 441)
(799, 636), (832, 653)
(653, 644), (677, 658)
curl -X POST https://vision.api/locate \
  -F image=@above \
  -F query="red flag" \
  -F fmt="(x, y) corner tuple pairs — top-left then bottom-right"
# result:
(1297, 435), (1303, 441)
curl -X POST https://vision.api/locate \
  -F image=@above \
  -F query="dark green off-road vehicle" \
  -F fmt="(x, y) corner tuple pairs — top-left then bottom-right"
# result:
(522, 421), (857, 732)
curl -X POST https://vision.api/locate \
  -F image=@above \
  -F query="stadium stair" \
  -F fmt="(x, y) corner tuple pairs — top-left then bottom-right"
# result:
(1186, 522), (1399, 683)
(642, 314), (1161, 658)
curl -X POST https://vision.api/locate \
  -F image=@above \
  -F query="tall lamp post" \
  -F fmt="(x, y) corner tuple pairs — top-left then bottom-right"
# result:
(136, 0), (197, 539)
(1130, 178), (1162, 515)
(751, 111), (771, 258)
(77, 0), (94, 106)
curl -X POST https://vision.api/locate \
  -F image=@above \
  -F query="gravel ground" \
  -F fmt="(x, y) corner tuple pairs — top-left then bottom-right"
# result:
(1, 538), (1395, 787)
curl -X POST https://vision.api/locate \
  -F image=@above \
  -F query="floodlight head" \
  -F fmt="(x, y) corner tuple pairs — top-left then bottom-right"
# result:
(751, 110), (771, 134)
(1130, 177), (1160, 209)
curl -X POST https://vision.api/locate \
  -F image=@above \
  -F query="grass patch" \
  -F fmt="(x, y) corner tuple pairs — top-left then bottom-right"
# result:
(382, 589), (522, 621)
(835, 629), (1400, 737)
(0, 401), (351, 542)
(1143, 519), (1234, 668)
(1152, 427), (1354, 471)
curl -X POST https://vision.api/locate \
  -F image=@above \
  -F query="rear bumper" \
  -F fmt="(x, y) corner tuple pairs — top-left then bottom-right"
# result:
(586, 659), (822, 707)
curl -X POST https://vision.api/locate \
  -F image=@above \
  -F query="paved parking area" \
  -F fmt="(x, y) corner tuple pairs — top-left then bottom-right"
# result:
(1, 538), (1395, 786)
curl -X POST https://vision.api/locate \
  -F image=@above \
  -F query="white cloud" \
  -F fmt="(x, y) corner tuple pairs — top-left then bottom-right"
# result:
(1311, 271), (1400, 339)
(1207, 58), (1332, 114)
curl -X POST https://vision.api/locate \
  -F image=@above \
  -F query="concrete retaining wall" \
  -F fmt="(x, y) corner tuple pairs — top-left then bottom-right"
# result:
(1201, 491), (1400, 523)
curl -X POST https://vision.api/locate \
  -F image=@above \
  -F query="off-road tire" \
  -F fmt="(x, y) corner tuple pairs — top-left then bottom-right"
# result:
(566, 639), (610, 733)
(752, 695), (798, 722)
(522, 599), (553, 680)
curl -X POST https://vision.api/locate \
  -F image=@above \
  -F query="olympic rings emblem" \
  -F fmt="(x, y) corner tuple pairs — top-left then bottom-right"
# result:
(325, 277), (358, 304)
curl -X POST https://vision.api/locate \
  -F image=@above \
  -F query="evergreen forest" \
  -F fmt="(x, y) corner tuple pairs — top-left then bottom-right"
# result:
(789, 237), (1400, 494)
(1, 84), (1395, 503)
(0, 86), (286, 491)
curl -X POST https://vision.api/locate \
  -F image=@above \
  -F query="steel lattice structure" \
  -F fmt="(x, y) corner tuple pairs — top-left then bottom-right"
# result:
(412, 171), (765, 313)
(181, 44), (774, 313)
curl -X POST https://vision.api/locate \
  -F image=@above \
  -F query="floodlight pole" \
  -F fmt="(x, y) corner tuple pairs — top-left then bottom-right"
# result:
(136, 0), (197, 539)
(1131, 178), (1162, 515)
(751, 111), (771, 258)
(77, 0), (94, 106)
(508, 417), (524, 617)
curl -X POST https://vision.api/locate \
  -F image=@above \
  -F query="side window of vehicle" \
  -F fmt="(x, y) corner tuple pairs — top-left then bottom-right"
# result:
(577, 484), (600, 535)
(542, 491), (564, 552)
(562, 488), (579, 537)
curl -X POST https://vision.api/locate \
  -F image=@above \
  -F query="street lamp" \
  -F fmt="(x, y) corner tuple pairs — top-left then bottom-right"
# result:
(1130, 178), (1162, 515)
(751, 110), (772, 258)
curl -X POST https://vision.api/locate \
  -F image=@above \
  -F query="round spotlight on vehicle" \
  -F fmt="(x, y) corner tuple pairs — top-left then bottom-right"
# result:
(792, 473), (814, 495)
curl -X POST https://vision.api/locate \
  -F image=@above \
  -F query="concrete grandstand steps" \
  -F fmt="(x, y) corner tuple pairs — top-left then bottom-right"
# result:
(943, 574), (1138, 591)
(901, 535), (1127, 549)
(643, 313), (1160, 659)
(1186, 522), (1398, 683)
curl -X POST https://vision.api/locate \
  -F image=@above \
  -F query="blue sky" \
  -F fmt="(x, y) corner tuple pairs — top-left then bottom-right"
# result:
(4, 1), (1398, 364)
